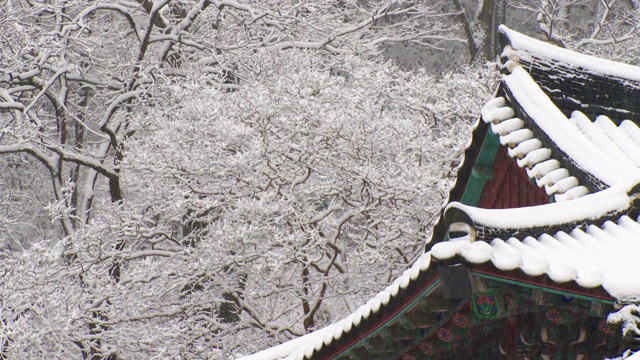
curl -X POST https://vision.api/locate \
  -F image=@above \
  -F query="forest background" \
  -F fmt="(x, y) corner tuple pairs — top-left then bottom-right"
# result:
(1, 0), (639, 358)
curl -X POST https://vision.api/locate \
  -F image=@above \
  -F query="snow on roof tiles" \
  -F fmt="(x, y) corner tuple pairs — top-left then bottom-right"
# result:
(504, 66), (640, 188)
(432, 214), (640, 300)
(480, 91), (588, 201)
(499, 25), (640, 83)
(238, 252), (433, 360)
(445, 183), (632, 231)
(482, 64), (640, 201)
(243, 182), (640, 359)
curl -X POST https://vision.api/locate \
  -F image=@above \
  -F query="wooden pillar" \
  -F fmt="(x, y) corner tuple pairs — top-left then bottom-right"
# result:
(504, 316), (518, 360)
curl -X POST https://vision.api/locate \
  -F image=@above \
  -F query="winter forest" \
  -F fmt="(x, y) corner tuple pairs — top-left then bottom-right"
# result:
(1, 0), (640, 358)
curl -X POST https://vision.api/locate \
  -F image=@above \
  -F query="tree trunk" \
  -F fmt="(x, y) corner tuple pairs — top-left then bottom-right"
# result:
(453, 0), (506, 62)
(477, 0), (506, 60)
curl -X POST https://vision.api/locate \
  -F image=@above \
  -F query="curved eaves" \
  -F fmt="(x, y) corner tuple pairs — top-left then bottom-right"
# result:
(499, 25), (640, 123)
(443, 183), (635, 241)
(431, 212), (640, 301)
(481, 96), (592, 201)
(503, 67), (640, 189)
(239, 252), (436, 360)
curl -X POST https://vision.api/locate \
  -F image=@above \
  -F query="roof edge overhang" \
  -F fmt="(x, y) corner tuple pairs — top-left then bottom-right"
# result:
(499, 25), (640, 123)
(499, 25), (640, 83)
(471, 264), (614, 304)
(311, 264), (440, 360)
(444, 184), (639, 240)
(240, 253), (439, 360)
(501, 66), (640, 189)
(425, 91), (497, 250)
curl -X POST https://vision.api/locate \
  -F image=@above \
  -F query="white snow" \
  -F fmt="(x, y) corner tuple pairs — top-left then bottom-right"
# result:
(607, 304), (640, 342)
(431, 237), (472, 260)
(482, 96), (506, 109)
(507, 237), (548, 276)
(537, 168), (569, 188)
(482, 106), (515, 124)
(238, 251), (434, 360)
(516, 148), (551, 169)
(448, 221), (475, 236)
(508, 138), (542, 159)
(625, 352), (640, 360)
(480, 97), (509, 122)
(500, 128), (533, 146)
(596, 116), (640, 168)
(489, 238), (522, 271)
(537, 234), (580, 283)
(528, 159), (560, 180)
(459, 241), (493, 264)
(445, 184), (630, 230)
(567, 219), (640, 297)
(432, 213), (640, 297)
(602, 263), (640, 300)
(500, 25), (640, 83)
(608, 350), (640, 360)
(504, 66), (640, 187)
(491, 117), (524, 136)
(545, 176), (579, 195)
(621, 120), (640, 148)
(478, 77), (627, 201)
(570, 112), (640, 172)
(554, 186), (589, 202)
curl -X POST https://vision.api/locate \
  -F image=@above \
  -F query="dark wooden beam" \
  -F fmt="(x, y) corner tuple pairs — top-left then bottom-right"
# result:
(398, 308), (440, 330)
(438, 263), (472, 299)
(362, 334), (410, 353)
(380, 321), (420, 341)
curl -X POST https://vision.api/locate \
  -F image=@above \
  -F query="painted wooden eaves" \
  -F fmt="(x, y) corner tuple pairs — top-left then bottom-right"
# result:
(239, 253), (435, 360)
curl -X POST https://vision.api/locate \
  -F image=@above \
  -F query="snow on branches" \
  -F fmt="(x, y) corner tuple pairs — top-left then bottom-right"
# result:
(0, 0), (492, 358)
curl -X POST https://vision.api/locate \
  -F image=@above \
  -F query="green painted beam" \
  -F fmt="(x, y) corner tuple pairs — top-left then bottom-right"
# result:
(460, 128), (501, 206)
(472, 271), (614, 305)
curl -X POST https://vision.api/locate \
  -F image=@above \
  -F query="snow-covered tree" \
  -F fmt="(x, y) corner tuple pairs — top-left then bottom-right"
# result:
(0, 0), (495, 358)
(0, 49), (494, 358)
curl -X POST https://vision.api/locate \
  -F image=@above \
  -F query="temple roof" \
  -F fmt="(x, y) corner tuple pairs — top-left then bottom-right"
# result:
(432, 214), (640, 301)
(241, 252), (434, 360)
(241, 25), (640, 360)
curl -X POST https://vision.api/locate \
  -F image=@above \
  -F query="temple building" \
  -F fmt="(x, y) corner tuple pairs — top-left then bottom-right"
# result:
(241, 26), (640, 360)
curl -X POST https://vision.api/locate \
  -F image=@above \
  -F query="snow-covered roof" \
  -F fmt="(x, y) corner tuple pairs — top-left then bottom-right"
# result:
(431, 214), (640, 301)
(241, 28), (640, 360)
(445, 184), (633, 232)
(239, 252), (433, 360)
(502, 67), (640, 189)
(500, 25), (640, 123)
(500, 25), (640, 82)
(621, 348), (640, 360)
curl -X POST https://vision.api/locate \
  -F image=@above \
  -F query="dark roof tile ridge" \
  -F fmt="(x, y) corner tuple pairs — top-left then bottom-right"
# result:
(499, 25), (640, 83)
(443, 182), (639, 241)
(502, 66), (640, 188)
